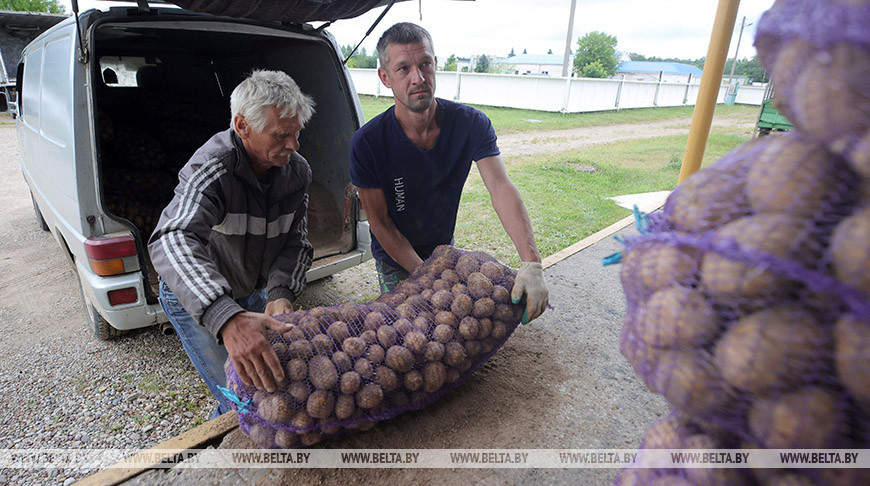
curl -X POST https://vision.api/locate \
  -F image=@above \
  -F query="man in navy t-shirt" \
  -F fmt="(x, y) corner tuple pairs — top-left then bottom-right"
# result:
(350, 22), (548, 323)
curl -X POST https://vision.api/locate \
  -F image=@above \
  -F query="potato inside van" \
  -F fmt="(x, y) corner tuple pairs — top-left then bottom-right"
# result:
(14, 4), (377, 339)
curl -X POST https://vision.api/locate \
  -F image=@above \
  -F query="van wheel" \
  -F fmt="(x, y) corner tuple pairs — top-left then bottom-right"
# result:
(76, 274), (124, 340)
(31, 193), (49, 231)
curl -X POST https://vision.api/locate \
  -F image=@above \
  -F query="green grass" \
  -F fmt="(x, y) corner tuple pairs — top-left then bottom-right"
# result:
(454, 130), (751, 267)
(357, 94), (757, 135)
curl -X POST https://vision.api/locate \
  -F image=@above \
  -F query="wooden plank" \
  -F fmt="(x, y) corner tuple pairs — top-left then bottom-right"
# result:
(75, 411), (240, 486)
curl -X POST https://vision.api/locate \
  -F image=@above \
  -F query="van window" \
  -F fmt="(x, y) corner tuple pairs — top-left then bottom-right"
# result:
(22, 49), (42, 127)
(99, 56), (162, 87)
(42, 35), (73, 144)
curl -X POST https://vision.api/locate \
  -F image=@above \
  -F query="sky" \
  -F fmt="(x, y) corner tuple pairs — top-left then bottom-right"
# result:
(62, 0), (776, 61)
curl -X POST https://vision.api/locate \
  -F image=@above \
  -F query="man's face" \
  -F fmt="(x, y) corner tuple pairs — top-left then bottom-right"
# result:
(236, 105), (303, 175)
(378, 40), (437, 113)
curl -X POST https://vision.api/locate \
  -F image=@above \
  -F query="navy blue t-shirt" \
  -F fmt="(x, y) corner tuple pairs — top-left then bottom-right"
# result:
(350, 98), (500, 269)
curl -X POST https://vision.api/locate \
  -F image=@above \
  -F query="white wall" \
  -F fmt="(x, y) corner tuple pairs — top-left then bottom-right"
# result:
(348, 68), (764, 113)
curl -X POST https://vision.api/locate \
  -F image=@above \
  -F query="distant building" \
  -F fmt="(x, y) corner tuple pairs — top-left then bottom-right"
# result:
(615, 61), (703, 84)
(496, 53), (564, 76)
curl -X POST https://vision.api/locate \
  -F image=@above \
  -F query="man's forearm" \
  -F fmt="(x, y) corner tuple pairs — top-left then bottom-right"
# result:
(490, 183), (541, 263)
(370, 219), (424, 272)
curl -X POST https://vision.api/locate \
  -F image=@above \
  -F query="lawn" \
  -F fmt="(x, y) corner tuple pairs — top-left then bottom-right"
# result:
(358, 95), (755, 265)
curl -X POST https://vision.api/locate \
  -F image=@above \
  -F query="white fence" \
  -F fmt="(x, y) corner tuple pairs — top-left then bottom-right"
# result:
(348, 69), (765, 113)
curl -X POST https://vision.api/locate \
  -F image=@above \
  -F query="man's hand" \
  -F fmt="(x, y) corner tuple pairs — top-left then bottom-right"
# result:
(265, 298), (294, 317)
(220, 312), (292, 392)
(511, 262), (549, 324)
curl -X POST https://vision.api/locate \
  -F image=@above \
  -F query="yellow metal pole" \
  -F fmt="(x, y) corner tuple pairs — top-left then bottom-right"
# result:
(678, 0), (741, 184)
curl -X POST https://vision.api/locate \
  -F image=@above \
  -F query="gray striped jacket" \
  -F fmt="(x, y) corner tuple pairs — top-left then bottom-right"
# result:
(148, 129), (313, 340)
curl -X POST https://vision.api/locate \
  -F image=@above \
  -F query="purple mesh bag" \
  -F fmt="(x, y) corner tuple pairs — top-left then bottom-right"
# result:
(754, 0), (870, 178)
(223, 245), (524, 448)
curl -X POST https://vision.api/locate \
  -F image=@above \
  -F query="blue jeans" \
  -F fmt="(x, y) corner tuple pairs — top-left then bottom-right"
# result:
(159, 277), (266, 418)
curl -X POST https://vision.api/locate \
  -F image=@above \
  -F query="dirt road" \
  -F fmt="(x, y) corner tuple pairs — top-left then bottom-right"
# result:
(0, 109), (753, 484)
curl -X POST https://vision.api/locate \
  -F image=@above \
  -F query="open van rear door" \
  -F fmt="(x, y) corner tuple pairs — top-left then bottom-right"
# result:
(165, 0), (471, 22)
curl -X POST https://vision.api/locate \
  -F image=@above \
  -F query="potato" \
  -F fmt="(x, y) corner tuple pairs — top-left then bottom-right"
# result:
(458, 316), (480, 340)
(311, 333), (335, 355)
(664, 144), (754, 232)
(491, 285), (511, 304)
(467, 272), (494, 299)
(288, 340), (315, 359)
(327, 320), (351, 342)
(395, 303), (417, 320)
(379, 291), (406, 307)
(619, 314), (664, 383)
(288, 381), (310, 402)
(404, 331), (427, 354)
(364, 311), (386, 331)
(394, 318), (415, 336)
(433, 324), (455, 343)
(258, 394), (293, 424)
(300, 430), (323, 446)
(338, 303), (367, 324)
(791, 42), (870, 172)
(332, 351), (353, 373)
(430, 289), (454, 309)
(471, 298), (495, 318)
(385, 345), (415, 372)
(835, 313), (870, 406)
(491, 320), (508, 340)
(636, 286), (719, 348)
(713, 305), (828, 394)
(248, 424), (276, 449)
(480, 338), (496, 354)
(366, 344), (385, 365)
(335, 394), (355, 419)
(701, 214), (816, 299)
(464, 340), (481, 357)
(441, 269), (461, 284)
(272, 342), (290, 361)
(308, 355), (339, 390)
(374, 365), (400, 391)
(432, 279), (451, 292)
(360, 329), (377, 345)
(477, 318), (493, 339)
(451, 294), (473, 318)
(446, 367), (461, 384)
(423, 362), (447, 392)
(377, 325), (399, 348)
(480, 261), (506, 281)
(390, 390), (410, 408)
(455, 254), (481, 278)
(444, 341), (466, 367)
(405, 294), (428, 309)
(748, 386), (843, 449)
(682, 434), (745, 486)
(424, 341), (445, 362)
(283, 325), (306, 342)
(299, 315), (323, 336)
(769, 38), (815, 121)
(421, 288), (435, 301)
(457, 359), (472, 372)
(355, 384), (384, 409)
(434, 311), (459, 329)
(320, 420), (341, 435)
(404, 370), (423, 392)
(342, 336), (366, 358)
(306, 389), (335, 419)
(397, 281), (422, 295)
(641, 414), (690, 449)
(340, 371), (362, 395)
(747, 132), (851, 216)
(413, 315), (433, 333)
(830, 206), (870, 296)
(620, 242), (699, 298)
(275, 428), (300, 448)
(653, 350), (730, 415)
(286, 359), (307, 382)
(291, 410), (316, 430)
(451, 283), (470, 296)
(354, 357), (373, 379)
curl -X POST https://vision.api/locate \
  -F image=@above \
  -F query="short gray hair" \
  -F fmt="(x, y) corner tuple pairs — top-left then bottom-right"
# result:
(230, 70), (315, 133)
(376, 22), (434, 68)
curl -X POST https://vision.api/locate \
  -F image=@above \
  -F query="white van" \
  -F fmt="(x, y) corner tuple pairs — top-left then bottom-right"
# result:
(9, 4), (375, 339)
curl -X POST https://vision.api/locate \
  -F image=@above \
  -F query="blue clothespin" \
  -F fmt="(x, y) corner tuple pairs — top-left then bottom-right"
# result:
(633, 204), (650, 235)
(218, 385), (252, 413)
(602, 251), (623, 266)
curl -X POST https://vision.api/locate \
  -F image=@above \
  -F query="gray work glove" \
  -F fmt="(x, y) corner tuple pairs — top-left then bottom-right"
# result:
(511, 261), (549, 324)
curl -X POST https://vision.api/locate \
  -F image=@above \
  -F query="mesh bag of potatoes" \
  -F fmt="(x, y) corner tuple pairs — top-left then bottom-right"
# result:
(223, 245), (524, 448)
(616, 3), (870, 483)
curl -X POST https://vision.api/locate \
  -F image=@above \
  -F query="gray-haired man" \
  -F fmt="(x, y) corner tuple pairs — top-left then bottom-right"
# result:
(149, 70), (315, 416)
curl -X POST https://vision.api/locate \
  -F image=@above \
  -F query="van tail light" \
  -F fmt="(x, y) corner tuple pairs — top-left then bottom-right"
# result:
(108, 287), (138, 306)
(85, 236), (138, 276)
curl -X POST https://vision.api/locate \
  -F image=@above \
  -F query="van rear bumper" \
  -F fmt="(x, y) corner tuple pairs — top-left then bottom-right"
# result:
(307, 221), (372, 282)
(75, 260), (167, 331)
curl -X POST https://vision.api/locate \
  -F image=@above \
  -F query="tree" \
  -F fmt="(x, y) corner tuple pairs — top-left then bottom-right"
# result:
(574, 31), (619, 77)
(475, 54), (490, 73)
(442, 54), (458, 72)
(580, 61), (609, 78)
(508, 48), (515, 58)
(0, 0), (64, 13)
(340, 44), (377, 69)
(522, 48), (527, 54)
(547, 48), (553, 55)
